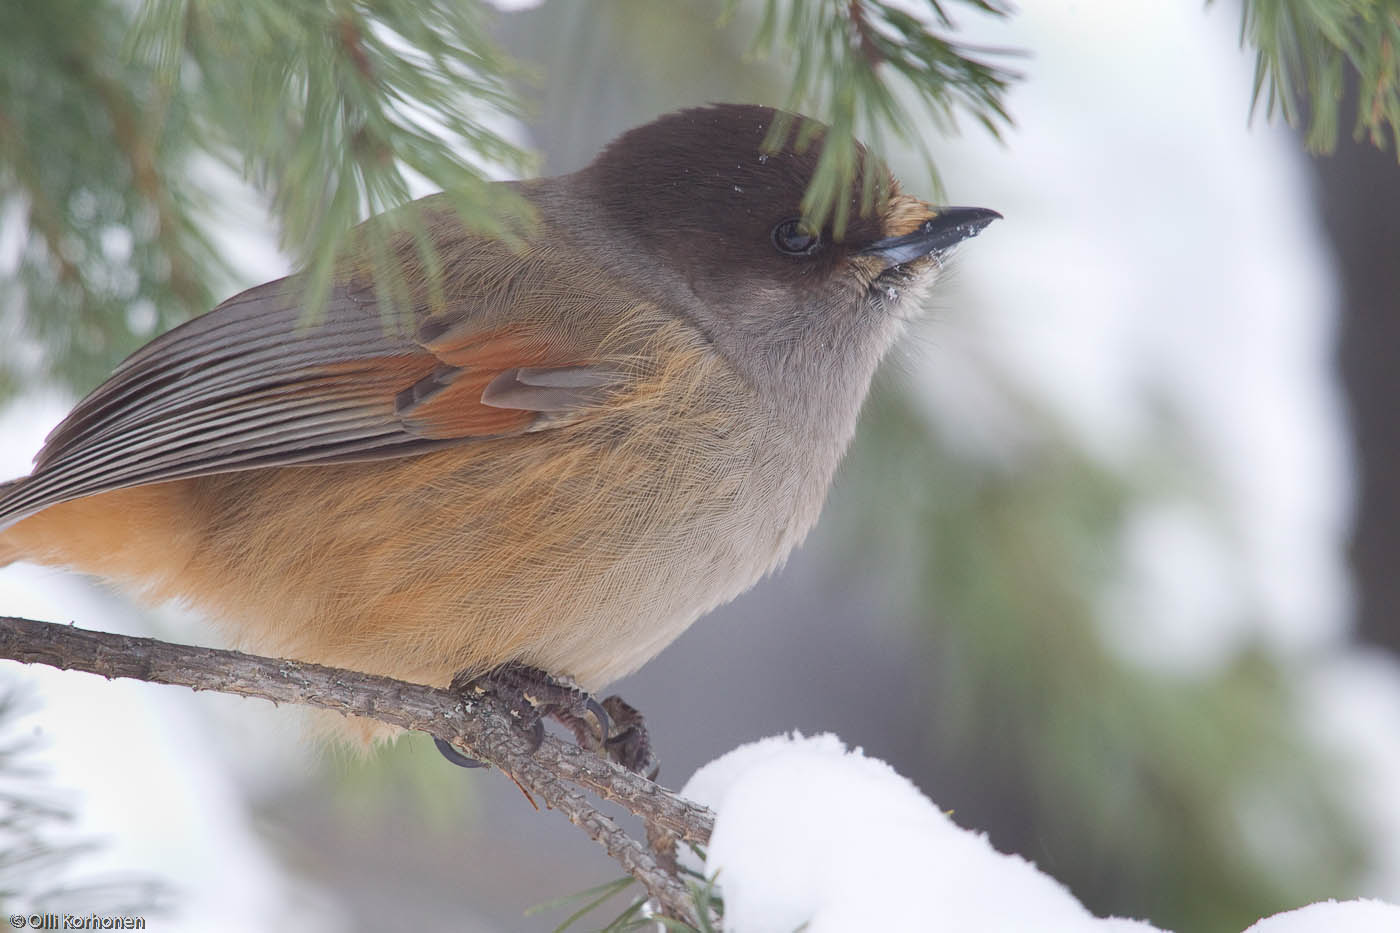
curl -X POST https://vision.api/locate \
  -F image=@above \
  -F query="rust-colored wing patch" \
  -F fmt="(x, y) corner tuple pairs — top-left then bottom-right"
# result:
(397, 328), (605, 439)
(396, 365), (539, 438)
(0, 277), (626, 528)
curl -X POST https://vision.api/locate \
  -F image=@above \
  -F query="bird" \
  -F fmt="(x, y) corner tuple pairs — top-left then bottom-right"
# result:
(0, 103), (997, 770)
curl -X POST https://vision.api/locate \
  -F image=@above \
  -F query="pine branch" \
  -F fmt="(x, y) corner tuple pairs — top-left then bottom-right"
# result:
(0, 615), (715, 925)
(14, 0), (1396, 406)
(0, 0), (218, 390)
(75, 58), (205, 312)
(127, 0), (535, 320)
(733, 0), (1020, 234)
(0, 689), (171, 917)
(1233, 0), (1400, 154)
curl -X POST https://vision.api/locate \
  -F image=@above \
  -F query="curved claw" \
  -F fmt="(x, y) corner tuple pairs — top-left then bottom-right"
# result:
(434, 737), (487, 769)
(600, 695), (657, 776)
(586, 696), (611, 740)
(525, 716), (546, 753)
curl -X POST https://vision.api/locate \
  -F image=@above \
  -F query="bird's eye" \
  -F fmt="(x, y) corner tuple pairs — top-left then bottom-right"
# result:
(771, 219), (821, 256)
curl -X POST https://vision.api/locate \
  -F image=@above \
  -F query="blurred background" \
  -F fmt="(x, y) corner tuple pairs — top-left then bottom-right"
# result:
(1, 1), (1398, 931)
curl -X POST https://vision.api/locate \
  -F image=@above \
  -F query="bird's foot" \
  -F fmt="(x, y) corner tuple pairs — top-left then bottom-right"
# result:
(600, 694), (659, 779)
(437, 662), (607, 767)
(436, 662), (657, 777)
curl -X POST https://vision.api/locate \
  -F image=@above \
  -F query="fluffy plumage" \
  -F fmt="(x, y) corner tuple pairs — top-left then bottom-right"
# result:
(0, 105), (991, 744)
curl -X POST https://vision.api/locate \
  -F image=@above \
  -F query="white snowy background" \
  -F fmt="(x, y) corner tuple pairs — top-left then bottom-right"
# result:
(1, 0), (1398, 930)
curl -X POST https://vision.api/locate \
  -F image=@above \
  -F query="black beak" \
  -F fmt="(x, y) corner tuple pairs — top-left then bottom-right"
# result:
(863, 206), (1001, 268)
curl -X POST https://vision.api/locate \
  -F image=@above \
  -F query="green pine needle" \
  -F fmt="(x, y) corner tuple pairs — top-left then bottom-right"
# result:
(525, 875), (640, 932)
(733, 0), (1020, 237)
(6, 0), (1400, 390)
(127, 0), (535, 322)
(1233, 0), (1400, 154)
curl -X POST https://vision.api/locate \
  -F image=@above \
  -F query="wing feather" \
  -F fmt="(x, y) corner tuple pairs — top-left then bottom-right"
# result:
(1, 263), (624, 526)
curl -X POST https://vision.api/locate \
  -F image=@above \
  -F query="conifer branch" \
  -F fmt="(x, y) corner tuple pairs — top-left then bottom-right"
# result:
(0, 615), (714, 924)
(6, 0), (1400, 394)
(1232, 0), (1400, 154)
(735, 0), (1019, 233)
(127, 0), (535, 320)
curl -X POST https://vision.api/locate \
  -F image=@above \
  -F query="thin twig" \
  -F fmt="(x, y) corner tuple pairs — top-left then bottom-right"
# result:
(0, 615), (714, 922)
(847, 0), (886, 69)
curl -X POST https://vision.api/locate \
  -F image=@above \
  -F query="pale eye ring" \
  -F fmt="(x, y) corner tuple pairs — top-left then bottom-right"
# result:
(771, 218), (821, 256)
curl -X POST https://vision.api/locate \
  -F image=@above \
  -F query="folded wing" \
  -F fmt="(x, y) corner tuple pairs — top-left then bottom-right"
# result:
(0, 272), (619, 526)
